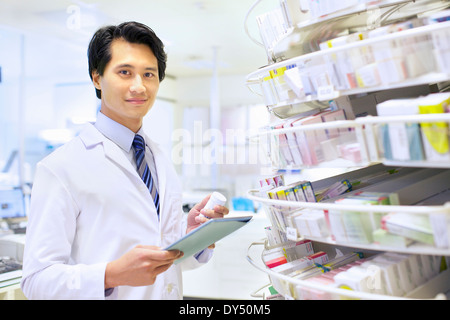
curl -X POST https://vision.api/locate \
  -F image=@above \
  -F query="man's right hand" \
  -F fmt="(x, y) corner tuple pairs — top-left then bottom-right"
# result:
(104, 245), (183, 289)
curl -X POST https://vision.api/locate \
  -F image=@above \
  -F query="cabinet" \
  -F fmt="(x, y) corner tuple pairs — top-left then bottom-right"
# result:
(244, 0), (450, 300)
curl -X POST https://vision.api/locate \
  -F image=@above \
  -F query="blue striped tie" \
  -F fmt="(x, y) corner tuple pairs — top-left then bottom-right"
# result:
(133, 134), (160, 215)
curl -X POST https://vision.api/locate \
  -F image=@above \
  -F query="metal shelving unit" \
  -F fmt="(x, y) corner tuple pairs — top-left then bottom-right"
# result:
(244, 0), (450, 300)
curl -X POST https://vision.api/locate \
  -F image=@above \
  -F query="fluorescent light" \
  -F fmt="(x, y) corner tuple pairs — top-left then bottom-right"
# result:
(38, 129), (74, 144)
(69, 116), (96, 125)
(183, 59), (230, 70)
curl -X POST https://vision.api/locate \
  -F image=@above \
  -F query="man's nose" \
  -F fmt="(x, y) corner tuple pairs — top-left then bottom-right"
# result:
(130, 75), (146, 94)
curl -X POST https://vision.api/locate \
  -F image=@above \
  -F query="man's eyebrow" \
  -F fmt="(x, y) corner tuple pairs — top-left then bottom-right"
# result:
(115, 63), (158, 71)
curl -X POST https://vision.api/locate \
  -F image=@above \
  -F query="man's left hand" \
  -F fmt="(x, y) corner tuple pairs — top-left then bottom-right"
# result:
(186, 193), (229, 248)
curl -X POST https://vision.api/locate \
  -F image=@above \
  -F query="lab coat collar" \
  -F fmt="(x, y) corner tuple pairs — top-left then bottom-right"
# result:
(94, 111), (135, 153)
(78, 122), (106, 149)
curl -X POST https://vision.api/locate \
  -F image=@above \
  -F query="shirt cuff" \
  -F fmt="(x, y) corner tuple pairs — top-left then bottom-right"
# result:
(105, 288), (114, 297)
(194, 248), (213, 263)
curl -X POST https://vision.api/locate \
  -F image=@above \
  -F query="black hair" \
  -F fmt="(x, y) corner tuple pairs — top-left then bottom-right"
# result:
(87, 21), (167, 99)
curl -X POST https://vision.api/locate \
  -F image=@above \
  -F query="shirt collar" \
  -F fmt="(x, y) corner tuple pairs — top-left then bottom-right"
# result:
(94, 111), (136, 153)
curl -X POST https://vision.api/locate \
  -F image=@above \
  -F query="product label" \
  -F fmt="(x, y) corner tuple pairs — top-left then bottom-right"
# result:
(286, 227), (298, 241)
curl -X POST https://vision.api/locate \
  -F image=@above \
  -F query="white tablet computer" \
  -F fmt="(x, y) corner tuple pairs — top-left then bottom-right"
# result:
(165, 216), (253, 264)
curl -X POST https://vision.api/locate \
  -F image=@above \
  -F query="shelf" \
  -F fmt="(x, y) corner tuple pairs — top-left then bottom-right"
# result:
(247, 0), (450, 302)
(248, 21), (450, 109)
(294, 0), (427, 29)
(247, 163), (450, 255)
(301, 235), (450, 256)
(246, 241), (450, 300)
(259, 73), (449, 112)
(262, 0), (449, 64)
(248, 188), (450, 213)
(253, 113), (450, 170)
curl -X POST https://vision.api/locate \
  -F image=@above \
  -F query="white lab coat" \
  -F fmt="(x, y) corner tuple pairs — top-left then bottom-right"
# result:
(21, 123), (207, 300)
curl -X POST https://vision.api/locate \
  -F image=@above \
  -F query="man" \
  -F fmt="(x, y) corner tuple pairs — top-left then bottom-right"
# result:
(21, 21), (228, 300)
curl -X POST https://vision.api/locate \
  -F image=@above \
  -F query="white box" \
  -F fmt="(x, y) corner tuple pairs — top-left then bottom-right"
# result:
(362, 259), (404, 296)
(325, 209), (347, 242)
(283, 119), (304, 166)
(333, 266), (373, 293)
(376, 98), (425, 161)
(376, 253), (416, 293)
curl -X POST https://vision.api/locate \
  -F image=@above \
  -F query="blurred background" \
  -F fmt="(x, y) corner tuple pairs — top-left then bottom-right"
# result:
(0, 0), (281, 201)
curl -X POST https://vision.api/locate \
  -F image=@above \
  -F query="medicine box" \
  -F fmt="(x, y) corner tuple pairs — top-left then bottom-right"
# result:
(381, 213), (435, 245)
(417, 93), (450, 162)
(374, 253), (415, 293)
(318, 179), (352, 201)
(360, 168), (450, 205)
(376, 98), (425, 161)
(293, 210), (329, 238)
(287, 239), (315, 258)
(333, 198), (383, 244)
(283, 65), (305, 99)
(275, 124), (295, 167)
(333, 266), (374, 293)
(266, 256), (288, 269)
(265, 226), (288, 247)
(291, 115), (326, 166)
(372, 229), (414, 248)
(283, 119), (304, 166)
(361, 259), (404, 296)
(271, 251), (328, 275)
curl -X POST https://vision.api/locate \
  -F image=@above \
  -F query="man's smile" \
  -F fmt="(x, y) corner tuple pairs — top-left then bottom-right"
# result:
(126, 98), (148, 104)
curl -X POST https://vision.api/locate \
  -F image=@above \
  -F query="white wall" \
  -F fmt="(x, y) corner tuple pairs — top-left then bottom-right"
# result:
(176, 74), (261, 107)
(172, 74), (268, 196)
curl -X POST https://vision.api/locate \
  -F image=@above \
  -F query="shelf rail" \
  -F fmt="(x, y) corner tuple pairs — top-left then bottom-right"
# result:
(248, 113), (450, 169)
(247, 189), (450, 215)
(247, 20), (450, 82)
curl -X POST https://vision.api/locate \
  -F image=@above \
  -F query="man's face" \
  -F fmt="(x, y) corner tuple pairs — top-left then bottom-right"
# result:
(92, 38), (160, 132)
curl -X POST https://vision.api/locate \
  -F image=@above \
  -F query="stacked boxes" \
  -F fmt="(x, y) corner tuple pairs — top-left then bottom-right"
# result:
(257, 15), (450, 107)
(376, 93), (450, 163)
(271, 108), (366, 168)
(266, 247), (448, 300)
(258, 169), (450, 249)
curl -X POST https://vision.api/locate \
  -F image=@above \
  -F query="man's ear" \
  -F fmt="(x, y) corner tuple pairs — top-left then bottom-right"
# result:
(92, 71), (102, 91)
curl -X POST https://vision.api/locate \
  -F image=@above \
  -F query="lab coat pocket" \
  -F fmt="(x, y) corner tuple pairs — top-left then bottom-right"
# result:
(161, 266), (183, 300)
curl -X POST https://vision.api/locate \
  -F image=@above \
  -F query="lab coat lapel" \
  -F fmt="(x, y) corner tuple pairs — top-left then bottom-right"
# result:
(104, 141), (139, 180)
(79, 123), (142, 185)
